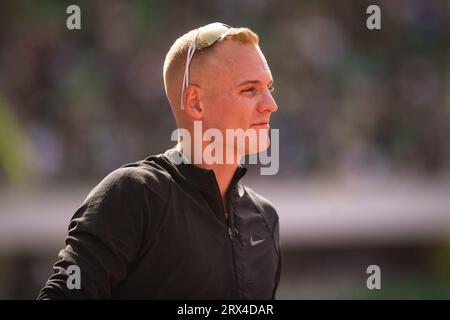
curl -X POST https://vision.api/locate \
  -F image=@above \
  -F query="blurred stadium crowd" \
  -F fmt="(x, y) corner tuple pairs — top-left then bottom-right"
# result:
(1, 0), (450, 300)
(0, 0), (449, 186)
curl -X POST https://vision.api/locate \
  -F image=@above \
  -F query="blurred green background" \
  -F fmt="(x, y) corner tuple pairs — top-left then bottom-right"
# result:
(0, 0), (450, 299)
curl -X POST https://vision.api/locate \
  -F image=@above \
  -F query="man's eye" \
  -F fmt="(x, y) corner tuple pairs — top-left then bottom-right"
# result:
(241, 87), (256, 93)
(268, 86), (275, 93)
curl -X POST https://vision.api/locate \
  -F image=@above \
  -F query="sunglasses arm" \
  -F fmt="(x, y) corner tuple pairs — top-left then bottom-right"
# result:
(181, 31), (200, 110)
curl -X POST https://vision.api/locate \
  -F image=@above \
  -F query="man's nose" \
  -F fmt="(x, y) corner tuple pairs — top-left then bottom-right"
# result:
(258, 89), (278, 113)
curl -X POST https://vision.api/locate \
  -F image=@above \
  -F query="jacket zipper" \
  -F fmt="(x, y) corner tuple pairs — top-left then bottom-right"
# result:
(233, 226), (245, 246)
(226, 188), (244, 298)
(227, 225), (233, 240)
(211, 173), (239, 298)
(206, 167), (243, 298)
(225, 211), (239, 298)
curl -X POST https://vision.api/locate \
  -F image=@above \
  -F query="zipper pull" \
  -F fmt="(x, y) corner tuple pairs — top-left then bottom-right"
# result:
(228, 226), (233, 240)
(234, 227), (245, 246)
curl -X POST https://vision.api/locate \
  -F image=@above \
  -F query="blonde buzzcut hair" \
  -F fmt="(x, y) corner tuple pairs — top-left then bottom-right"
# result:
(163, 25), (259, 112)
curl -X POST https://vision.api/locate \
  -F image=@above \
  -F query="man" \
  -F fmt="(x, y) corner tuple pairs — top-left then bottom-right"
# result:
(38, 22), (281, 299)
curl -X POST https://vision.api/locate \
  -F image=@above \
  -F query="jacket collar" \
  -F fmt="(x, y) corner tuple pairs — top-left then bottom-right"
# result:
(163, 148), (247, 196)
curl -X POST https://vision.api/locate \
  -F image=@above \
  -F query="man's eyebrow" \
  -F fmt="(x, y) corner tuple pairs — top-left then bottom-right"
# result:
(237, 79), (273, 86)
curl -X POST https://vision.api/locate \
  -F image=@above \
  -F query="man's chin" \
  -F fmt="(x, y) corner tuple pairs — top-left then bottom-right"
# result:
(244, 137), (270, 155)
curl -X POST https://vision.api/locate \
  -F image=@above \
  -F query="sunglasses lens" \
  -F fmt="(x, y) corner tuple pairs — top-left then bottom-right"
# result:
(196, 23), (230, 49)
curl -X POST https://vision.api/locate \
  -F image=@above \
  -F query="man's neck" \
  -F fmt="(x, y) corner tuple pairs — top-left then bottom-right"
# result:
(204, 162), (238, 199)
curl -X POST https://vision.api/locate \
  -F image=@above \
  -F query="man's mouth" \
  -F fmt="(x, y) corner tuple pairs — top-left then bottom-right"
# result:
(251, 121), (270, 128)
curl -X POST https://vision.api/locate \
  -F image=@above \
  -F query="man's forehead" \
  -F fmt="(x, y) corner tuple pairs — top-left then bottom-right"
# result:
(200, 41), (272, 83)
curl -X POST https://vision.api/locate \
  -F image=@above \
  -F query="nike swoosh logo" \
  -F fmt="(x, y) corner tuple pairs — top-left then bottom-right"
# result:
(250, 235), (265, 246)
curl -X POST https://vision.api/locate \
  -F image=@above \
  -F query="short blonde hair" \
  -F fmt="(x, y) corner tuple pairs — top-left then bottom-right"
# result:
(163, 26), (259, 111)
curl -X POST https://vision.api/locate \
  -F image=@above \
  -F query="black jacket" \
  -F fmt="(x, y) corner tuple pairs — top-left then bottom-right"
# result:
(37, 148), (281, 299)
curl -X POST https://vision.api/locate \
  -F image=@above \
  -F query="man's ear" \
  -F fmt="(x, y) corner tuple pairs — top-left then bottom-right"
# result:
(183, 85), (203, 120)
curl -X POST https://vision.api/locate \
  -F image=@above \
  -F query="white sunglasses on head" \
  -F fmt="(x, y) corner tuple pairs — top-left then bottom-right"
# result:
(181, 22), (232, 110)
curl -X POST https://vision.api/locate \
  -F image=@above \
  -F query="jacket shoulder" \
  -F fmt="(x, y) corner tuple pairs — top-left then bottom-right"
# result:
(86, 158), (173, 201)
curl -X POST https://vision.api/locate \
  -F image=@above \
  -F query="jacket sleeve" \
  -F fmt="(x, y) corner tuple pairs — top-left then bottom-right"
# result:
(37, 168), (150, 299)
(272, 214), (282, 300)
